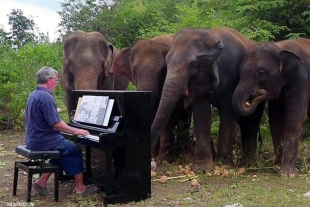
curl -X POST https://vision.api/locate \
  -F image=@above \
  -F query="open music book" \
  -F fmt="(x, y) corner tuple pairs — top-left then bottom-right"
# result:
(103, 99), (114, 126)
(73, 95), (114, 126)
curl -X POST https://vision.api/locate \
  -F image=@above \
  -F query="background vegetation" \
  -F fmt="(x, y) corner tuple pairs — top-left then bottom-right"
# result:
(1, 1), (310, 205)
(0, 0), (309, 135)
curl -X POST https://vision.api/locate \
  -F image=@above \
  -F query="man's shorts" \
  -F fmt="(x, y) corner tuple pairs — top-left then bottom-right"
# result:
(49, 139), (84, 176)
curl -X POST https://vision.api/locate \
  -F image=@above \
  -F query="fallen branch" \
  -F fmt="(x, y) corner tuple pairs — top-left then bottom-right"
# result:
(179, 176), (198, 182)
(245, 167), (274, 171)
(152, 175), (187, 182)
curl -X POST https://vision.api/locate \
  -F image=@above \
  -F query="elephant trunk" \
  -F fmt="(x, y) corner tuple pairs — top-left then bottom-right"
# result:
(74, 70), (99, 90)
(232, 82), (266, 117)
(137, 80), (161, 120)
(151, 66), (189, 150)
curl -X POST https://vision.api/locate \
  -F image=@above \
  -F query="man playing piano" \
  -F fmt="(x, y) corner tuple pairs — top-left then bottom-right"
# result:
(24, 66), (99, 195)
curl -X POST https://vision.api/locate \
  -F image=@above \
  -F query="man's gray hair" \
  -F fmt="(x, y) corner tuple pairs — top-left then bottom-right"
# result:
(35, 66), (58, 84)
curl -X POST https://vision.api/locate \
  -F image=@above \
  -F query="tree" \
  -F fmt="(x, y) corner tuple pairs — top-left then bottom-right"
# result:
(57, 0), (111, 37)
(8, 9), (36, 48)
(57, 0), (310, 46)
(276, 0), (310, 39)
(0, 27), (11, 45)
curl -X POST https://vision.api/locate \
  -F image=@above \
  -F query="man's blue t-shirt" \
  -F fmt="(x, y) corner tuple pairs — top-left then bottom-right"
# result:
(25, 86), (64, 150)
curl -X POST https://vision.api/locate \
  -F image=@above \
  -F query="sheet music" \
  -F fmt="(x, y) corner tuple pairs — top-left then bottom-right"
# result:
(75, 95), (109, 126)
(103, 99), (114, 126)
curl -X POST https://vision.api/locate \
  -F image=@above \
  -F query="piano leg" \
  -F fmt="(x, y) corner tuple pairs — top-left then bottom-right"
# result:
(103, 148), (125, 205)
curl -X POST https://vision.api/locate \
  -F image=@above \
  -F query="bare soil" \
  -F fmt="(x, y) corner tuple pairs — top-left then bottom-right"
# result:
(1, 130), (310, 207)
(0, 130), (189, 207)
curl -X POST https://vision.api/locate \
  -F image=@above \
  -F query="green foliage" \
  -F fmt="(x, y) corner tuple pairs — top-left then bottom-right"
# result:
(2, 0), (310, 134)
(0, 42), (63, 129)
(5, 9), (49, 48)
(126, 82), (136, 91)
(302, 118), (310, 139)
(8, 9), (36, 47)
(57, 0), (310, 47)
(211, 107), (220, 140)
(0, 28), (11, 44)
(58, 0), (111, 36)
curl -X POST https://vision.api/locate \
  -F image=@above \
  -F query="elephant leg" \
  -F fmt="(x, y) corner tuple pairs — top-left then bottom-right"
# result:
(272, 94), (307, 176)
(193, 98), (213, 172)
(216, 105), (239, 167)
(156, 120), (175, 164)
(174, 103), (192, 159)
(268, 101), (283, 165)
(238, 101), (266, 166)
(268, 101), (284, 170)
(151, 141), (160, 159)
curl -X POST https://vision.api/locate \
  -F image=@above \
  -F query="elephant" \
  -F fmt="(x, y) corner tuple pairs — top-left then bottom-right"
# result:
(111, 34), (191, 163)
(61, 30), (130, 116)
(151, 27), (265, 171)
(232, 39), (310, 176)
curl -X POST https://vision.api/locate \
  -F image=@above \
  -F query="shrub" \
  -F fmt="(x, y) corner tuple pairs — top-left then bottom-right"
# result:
(0, 42), (63, 129)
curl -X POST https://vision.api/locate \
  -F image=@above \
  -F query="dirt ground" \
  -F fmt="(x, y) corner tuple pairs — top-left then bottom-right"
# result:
(0, 130), (193, 207)
(1, 130), (310, 207)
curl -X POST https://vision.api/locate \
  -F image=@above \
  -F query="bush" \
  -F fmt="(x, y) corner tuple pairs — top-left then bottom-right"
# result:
(0, 42), (63, 129)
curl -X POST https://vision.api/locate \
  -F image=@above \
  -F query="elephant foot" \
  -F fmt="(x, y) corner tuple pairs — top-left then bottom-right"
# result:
(215, 155), (235, 168)
(195, 158), (213, 173)
(275, 164), (299, 177)
(151, 150), (159, 160)
(155, 155), (175, 165)
(237, 152), (258, 168)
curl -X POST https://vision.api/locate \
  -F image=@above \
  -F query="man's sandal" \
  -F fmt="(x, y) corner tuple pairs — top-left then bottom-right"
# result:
(74, 185), (99, 195)
(33, 183), (49, 196)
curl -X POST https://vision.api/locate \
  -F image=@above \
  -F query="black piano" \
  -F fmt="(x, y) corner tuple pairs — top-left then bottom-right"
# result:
(63, 90), (151, 205)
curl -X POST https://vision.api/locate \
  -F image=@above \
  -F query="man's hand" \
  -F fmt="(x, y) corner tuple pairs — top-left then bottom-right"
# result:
(53, 120), (90, 136)
(73, 129), (90, 136)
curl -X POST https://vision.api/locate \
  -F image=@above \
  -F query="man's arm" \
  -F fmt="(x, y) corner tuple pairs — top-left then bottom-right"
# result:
(53, 120), (90, 136)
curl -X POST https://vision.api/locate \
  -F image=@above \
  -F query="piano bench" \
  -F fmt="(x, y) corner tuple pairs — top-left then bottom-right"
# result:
(13, 145), (60, 202)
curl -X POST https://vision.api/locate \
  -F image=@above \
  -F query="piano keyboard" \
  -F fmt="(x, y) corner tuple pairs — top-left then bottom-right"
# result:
(78, 134), (99, 142)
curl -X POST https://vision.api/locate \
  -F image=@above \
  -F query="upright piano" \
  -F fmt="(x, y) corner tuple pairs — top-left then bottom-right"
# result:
(63, 90), (151, 205)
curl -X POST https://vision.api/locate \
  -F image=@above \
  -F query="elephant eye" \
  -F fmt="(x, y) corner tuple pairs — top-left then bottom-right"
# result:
(68, 61), (73, 72)
(259, 68), (265, 79)
(189, 61), (198, 69)
(132, 67), (137, 77)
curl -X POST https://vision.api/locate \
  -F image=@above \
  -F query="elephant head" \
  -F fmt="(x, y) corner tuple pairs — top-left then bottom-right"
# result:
(151, 29), (223, 150)
(232, 42), (301, 117)
(61, 30), (125, 117)
(111, 35), (194, 162)
(111, 35), (175, 118)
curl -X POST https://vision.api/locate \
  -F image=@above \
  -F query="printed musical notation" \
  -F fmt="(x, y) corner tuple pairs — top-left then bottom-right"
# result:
(74, 95), (113, 126)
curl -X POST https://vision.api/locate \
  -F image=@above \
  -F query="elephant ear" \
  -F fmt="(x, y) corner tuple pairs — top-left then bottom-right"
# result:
(103, 43), (115, 77)
(60, 57), (74, 92)
(110, 48), (136, 85)
(280, 49), (303, 84)
(61, 34), (78, 91)
(197, 40), (224, 60)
